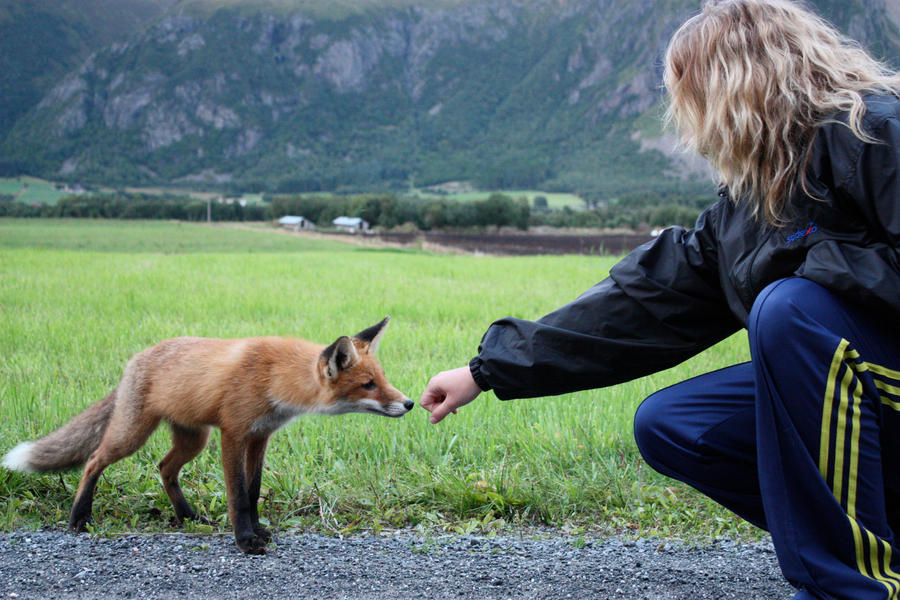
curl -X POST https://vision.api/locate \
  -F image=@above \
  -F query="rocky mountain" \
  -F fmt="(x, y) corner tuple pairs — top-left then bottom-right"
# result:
(2, 0), (899, 198)
(0, 0), (178, 140)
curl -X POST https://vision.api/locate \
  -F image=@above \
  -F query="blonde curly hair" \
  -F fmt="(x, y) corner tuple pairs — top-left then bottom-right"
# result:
(664, 0), (900, 224)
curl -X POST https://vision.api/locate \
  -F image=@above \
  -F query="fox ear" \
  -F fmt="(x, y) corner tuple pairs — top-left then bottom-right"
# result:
(320, 336), (359, 380)
(353, 316), (390, 355)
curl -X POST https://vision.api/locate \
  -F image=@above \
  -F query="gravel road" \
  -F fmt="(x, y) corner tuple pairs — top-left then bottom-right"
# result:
(0, 530), (796, 599)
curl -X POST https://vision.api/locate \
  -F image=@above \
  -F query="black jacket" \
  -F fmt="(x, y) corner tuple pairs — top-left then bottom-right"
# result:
(470, 94), (900, 400)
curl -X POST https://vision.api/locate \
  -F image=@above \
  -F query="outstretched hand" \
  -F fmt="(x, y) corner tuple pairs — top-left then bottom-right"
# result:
(419, 366), (482, 424)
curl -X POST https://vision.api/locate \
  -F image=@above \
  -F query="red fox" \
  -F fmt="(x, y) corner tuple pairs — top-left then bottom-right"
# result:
(2, 317), (412, 555)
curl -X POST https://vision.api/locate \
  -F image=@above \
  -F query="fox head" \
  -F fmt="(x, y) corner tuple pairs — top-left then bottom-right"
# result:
(317, 317), (413, 418)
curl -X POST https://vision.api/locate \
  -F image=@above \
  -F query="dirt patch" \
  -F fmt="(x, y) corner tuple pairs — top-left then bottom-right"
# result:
(377, 231), (654, 256)
(224, 223), (654, 256)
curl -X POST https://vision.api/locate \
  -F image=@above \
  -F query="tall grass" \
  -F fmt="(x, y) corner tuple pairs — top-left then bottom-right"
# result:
(0, 219), (756, 539)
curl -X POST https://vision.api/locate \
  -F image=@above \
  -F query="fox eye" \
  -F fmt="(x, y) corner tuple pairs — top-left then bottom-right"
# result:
(362, 380), (377, 391)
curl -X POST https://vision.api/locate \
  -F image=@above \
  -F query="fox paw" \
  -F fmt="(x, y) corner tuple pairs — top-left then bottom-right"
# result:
(69, 515), (91, 533)
(174, 512), (215, 527)
(253, 526), (272, 543)
(236, 534), (267, 555)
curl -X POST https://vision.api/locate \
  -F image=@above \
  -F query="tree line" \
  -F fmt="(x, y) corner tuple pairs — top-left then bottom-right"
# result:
(0, 194), (267, 221)
(0, 190), (708, 230)
(267, 193), (531, 230)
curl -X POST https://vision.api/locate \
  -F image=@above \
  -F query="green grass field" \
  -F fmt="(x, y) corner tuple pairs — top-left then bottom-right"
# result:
(0, 176), (71, 206)
(0, 219), (756, 540)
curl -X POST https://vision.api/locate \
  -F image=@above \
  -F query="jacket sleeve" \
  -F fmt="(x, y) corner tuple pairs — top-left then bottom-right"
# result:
(470, 203), (742, 400)
(798, 114), (900, 314)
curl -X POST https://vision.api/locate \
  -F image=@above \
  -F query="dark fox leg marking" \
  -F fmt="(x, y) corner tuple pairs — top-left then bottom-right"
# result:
(70, 416), (161, 532)
(221, 430), (266, 555)
(245, 436), (271, 543)
(69, 471), (100, 532)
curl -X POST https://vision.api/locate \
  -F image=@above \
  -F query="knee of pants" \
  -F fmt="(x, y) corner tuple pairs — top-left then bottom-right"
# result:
(633, 389), (682, 473)
(747, 277), (822, 356)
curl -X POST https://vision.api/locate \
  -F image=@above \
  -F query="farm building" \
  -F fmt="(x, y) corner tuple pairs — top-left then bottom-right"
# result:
(333, 216), (370, 233)
(278, 215), (315, 231)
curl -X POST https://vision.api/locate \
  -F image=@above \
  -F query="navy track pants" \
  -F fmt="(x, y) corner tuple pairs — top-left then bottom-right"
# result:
(634, 277), (900, 600)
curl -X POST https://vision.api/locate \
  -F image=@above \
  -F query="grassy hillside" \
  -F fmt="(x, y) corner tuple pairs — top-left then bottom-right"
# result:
(0, 177), (71, 206)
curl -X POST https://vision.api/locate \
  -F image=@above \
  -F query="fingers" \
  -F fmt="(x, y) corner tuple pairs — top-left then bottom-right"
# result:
(427, 396), (456, 424)
(419, 366), (481, 425)
(418, 385), (442, 412)
(419, 378), (453, 424)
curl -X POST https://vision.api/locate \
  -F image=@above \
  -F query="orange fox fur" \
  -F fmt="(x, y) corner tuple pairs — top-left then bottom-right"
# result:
(2, 317), (412, 554)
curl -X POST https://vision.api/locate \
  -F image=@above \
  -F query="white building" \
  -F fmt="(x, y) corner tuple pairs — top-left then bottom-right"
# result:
(332, 216), (370, 233)
(278, 215), (315, 231)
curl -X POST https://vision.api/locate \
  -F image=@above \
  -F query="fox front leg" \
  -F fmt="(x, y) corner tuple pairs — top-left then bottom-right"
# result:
(245, 436), (272, 543)
(221, 430), (267, 555)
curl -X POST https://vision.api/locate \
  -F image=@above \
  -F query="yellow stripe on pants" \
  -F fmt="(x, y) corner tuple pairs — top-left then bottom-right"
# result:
(821, 341), (900, 598)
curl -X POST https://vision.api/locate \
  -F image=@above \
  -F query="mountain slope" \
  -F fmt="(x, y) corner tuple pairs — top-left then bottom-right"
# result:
(3, 0), (899, 197)
(0, 0), (177, 145)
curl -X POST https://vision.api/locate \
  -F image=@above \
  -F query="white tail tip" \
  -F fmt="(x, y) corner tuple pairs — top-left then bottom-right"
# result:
(2, 442), (35, 473)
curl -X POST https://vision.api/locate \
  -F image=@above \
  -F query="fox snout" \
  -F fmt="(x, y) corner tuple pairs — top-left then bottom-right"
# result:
(386, 397), (415, 418)
(355, 396), (414, 418)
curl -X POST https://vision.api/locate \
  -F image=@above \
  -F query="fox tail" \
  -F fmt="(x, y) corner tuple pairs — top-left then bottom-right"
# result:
(2, 388), (116, 473)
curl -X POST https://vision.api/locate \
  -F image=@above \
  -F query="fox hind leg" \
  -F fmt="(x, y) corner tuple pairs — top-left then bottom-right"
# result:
(159, 424), (211, 525)
(69, 414), (161, 532)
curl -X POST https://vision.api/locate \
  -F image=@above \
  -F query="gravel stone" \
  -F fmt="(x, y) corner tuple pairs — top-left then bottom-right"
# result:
(0, 530), (796, 599)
